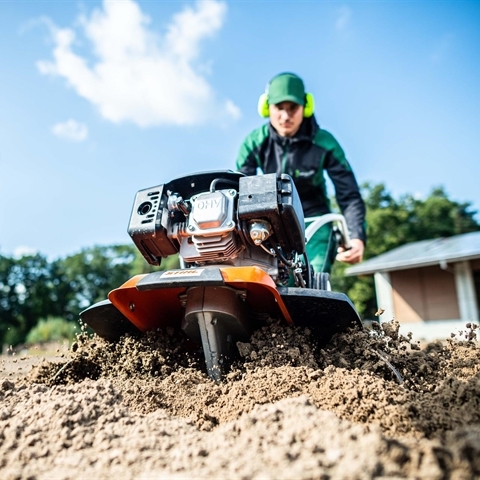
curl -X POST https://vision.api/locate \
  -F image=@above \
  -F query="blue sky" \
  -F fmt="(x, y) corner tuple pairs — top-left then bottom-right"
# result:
(1, 0), (479, 260)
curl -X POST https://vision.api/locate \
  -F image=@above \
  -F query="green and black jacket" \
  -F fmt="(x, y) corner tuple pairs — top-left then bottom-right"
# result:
(236, 116), (366, 243)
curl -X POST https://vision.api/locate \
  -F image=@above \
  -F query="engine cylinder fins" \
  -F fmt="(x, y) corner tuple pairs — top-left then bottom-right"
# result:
(181, 286), (252, 381)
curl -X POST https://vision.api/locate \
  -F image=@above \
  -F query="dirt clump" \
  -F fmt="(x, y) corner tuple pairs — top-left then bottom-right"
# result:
(2, 319), (480, 479)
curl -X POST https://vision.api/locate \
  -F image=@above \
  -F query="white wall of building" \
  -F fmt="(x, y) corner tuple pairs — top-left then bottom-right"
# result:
(374, 272), (395, 320)
(454, 260), (479, 323)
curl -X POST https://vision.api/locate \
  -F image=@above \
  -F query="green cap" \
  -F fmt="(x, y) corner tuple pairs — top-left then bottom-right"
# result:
(268, 73), (306, 106)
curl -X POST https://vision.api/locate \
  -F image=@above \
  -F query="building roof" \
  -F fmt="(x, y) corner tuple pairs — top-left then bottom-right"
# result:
(345, 230), (480, 276)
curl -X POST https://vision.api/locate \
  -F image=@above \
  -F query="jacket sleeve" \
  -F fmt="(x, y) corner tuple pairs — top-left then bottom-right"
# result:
(236, 140), (258, 175)
(236, 126), (267, 175)
(322, 135), (367, 243)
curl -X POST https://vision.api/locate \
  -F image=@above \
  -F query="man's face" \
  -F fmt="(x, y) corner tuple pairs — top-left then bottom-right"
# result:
(269, 101), (304, 137)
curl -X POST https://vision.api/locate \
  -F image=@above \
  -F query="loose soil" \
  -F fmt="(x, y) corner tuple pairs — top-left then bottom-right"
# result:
(1, 318), (480, 479)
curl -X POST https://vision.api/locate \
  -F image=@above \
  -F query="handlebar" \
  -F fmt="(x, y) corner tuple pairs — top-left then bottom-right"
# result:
(304, 214), (352, 250)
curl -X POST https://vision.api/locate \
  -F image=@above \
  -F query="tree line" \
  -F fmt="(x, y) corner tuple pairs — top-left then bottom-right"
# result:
(1, 183), (478, 346)
(0, 246), (180, 347)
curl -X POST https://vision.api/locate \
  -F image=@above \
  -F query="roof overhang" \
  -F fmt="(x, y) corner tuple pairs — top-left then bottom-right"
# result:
(345, 253), (480, 276)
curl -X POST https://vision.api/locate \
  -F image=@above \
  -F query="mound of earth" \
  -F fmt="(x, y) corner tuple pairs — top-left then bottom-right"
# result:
(1, 319), (480, 479)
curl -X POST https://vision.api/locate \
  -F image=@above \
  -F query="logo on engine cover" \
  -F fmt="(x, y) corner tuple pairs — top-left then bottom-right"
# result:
(160, 269), (204, 277)
(196, 198), (221, 209)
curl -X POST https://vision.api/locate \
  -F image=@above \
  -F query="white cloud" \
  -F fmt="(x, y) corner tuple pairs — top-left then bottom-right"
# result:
(36, 0), (239, 127)
(335, 6), (352, 32)
(13, 246), (38, 258)
(52, 119), (88, 141)
(225, 100), (241, 120)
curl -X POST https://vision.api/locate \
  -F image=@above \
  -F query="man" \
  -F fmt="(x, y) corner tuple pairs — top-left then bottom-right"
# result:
(236, 72), (366, 275)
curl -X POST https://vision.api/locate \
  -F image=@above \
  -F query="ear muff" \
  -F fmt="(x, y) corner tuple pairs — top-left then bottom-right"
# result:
(257, 93), (270, 118)
(257, 91), (316, 118)
(303, 93), (315, 118)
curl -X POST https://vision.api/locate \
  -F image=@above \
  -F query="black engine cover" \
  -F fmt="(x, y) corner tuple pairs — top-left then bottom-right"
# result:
(238, 173), (305, 254)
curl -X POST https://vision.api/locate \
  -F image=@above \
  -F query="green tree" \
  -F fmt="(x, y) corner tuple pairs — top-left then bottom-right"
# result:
(407, 187), (479, 240)
(0, 254), (19, 345)
(0, 253), (59, 345)
(59, 245), (138, 313)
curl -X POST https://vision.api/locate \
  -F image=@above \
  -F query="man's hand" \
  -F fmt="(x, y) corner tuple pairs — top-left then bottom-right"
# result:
(336, 238), (364, 265)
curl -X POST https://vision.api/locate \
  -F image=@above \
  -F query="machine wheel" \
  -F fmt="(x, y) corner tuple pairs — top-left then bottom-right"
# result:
(313, 272), (331, 291)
